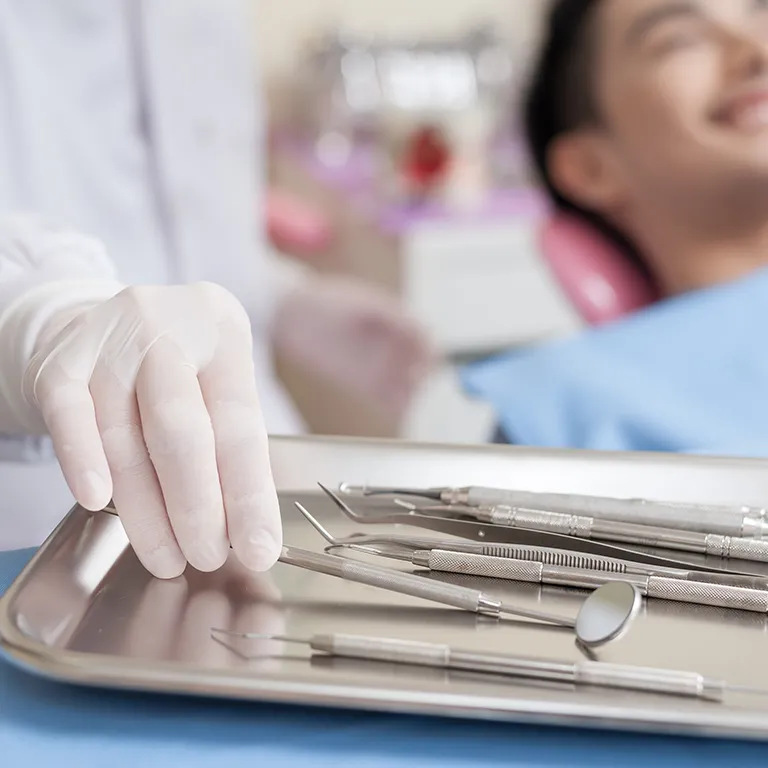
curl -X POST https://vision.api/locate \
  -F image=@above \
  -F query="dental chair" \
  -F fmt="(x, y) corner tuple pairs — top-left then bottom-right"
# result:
(491, 213), (660, 444)
(539, 213), (658, 327)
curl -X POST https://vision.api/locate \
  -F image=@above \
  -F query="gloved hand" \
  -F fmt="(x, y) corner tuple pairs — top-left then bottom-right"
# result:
(272, 274), (433, 420)
(23, 282), (281, 579)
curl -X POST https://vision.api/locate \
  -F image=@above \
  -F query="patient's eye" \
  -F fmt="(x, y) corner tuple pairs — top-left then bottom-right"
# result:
(648, 21), (707, 56)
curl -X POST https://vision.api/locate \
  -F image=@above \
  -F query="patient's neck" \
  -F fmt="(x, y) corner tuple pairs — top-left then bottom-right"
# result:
(625, 206), (768, 296)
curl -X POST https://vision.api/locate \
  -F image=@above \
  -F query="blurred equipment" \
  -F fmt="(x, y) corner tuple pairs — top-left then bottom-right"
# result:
(291, 24), (524, 201)
(266, 190), (334, 259)
(400, 125), (452, 202)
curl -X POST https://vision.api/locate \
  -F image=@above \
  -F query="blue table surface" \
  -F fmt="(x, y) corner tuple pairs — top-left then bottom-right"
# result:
(1, 548), (767, 765)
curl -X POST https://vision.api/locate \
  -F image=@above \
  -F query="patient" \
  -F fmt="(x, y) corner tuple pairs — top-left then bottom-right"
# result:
(528, 0), (768, 296)
(480, 0), (768, 451)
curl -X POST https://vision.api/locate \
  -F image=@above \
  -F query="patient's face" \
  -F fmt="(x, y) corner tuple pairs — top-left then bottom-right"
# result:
(592, 0), (768, 205)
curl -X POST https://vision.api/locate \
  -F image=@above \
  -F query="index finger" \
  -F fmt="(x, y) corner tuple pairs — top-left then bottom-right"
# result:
(198, 324), (281, 572)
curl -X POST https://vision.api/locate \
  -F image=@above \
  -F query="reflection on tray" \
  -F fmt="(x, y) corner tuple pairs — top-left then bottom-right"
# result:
(643, 599), (768, 631)
(309, 654), (573, 696)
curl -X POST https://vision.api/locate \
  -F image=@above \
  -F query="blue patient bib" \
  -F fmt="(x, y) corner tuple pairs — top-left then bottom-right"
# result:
(461, 267), (768, 456)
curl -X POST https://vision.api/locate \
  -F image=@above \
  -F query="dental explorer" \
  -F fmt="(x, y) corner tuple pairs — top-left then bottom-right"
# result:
(210, 630), (768, 703)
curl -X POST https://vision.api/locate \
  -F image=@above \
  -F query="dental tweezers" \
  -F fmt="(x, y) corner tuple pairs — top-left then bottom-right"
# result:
(405, 503), (768, 565)
(341, 484), (768, 538)
(211, 629), (768, 703)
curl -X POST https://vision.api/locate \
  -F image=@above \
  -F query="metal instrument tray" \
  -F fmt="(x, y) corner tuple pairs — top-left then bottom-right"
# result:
(4, 435), (768, 740)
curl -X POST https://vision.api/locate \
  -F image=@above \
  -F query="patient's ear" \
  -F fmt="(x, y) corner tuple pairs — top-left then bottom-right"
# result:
(547, 131), (624, 214)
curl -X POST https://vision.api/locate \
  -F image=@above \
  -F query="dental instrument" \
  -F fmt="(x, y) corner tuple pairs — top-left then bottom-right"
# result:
(210, 629), (768, 703)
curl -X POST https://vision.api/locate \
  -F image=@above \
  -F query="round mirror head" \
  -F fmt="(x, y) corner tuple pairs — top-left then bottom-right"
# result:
(575, 581), (641, 647)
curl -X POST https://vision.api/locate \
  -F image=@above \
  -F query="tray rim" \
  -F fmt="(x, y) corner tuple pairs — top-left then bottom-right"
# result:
(3, 623), (768, 742)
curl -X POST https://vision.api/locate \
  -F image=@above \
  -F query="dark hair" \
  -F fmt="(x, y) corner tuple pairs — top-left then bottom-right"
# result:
(523, 0), (649, 275)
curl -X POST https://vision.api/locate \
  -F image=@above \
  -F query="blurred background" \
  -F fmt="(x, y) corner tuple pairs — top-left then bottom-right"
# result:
(254, 2), (580, 445)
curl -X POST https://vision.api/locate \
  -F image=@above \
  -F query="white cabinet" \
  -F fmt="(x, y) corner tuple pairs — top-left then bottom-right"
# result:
(403, 219), (580, 355)
(399, 219), (580, 443)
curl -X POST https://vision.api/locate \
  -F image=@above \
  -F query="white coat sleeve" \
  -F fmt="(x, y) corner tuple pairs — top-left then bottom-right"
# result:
(253, 246), (309, 337)
(0, 212), (125, 459)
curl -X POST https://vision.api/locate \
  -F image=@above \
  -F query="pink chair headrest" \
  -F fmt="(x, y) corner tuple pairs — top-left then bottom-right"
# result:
(539, 213), (658, 326)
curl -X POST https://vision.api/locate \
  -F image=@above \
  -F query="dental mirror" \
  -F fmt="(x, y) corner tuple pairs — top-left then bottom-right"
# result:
(575, 580), (642, 647)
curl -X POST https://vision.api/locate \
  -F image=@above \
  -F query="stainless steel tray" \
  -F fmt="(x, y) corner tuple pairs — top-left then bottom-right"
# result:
(4, 435), (768, 739)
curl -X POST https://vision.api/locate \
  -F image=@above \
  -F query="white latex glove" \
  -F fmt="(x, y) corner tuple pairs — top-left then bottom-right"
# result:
(23, 282), (281, 579)
(272, 274), (433, 419)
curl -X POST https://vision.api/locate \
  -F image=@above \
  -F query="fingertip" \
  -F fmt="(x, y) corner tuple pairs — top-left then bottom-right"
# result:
(186, 541), (230, 574)
(234, 527), (282, 573)
(137, 546), (188, 580)
(148, 562), (188, 581)
(75, 470), (113, 511)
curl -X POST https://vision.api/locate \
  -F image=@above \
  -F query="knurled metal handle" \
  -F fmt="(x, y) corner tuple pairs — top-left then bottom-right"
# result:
(646, 576), (768, 613)
(686, 572), (768, 591)
(466, 487), (760, 537)
(487, 507), (594, 536)
(416, 550), (543, 583)
(704, 536), (768, 563)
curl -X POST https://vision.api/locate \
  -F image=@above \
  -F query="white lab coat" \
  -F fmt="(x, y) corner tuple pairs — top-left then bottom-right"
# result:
(0, 0), (303, 550)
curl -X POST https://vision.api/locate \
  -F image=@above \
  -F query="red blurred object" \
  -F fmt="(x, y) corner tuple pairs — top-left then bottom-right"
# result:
(401, 125), (451, 197)
(266, 190), (334, 260)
